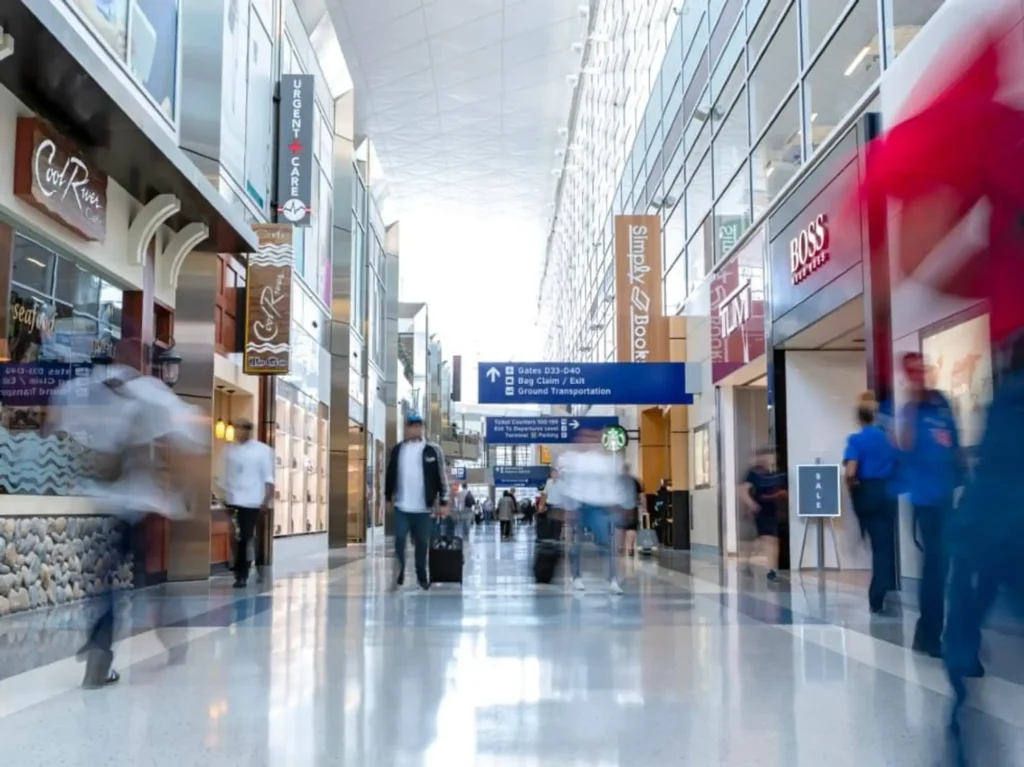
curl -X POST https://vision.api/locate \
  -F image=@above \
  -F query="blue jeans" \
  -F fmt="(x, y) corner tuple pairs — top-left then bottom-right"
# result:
(853, 480), (897, 611)
(394, 510), (433, 583)
(569, 504), (617, 581)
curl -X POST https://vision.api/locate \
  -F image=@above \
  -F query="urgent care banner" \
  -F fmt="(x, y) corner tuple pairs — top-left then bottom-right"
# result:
(614, 215), (667, 362)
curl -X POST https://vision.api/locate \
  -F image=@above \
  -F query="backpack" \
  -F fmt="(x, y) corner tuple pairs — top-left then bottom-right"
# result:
(464, 491), (475, 509)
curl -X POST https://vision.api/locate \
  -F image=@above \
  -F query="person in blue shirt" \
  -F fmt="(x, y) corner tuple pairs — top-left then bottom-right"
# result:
(843, 392), (899, 614)
(899, 353), (966, 657)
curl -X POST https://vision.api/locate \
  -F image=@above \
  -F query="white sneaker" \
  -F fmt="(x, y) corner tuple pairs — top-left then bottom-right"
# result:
(572, 577), (586, 591)
(609, 579), (624, 595)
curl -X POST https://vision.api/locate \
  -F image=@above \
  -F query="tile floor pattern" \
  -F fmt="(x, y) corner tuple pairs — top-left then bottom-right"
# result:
(0, 525), (1021, 765)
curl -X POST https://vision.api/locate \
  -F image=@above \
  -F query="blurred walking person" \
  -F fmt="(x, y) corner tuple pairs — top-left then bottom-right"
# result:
(616, 466), (643, 557)
(562, 429), (628, 594)
(384, 413), (449, 590)
(455, 483), (475, 540)
(844, 393), (899, 614)
(738, 446), (785, 582)
(899, 353), (965, 657)
(222, 418), (274, 588)
(49, 361), (206, 688)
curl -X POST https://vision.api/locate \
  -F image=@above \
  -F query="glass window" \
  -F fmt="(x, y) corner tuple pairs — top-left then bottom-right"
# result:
(711, 32), (744, 106)
(884, 0), (946, 61)
(98, 281), (122, 329)
(714, 163), (751, 262)
(710, 0), (744, 66)
(12, 236), (55, 295)
(712, 89), (748, 196)
(664, 201), (686, 271)
(71, 0), (129, 56)
(751, 91), (802, 218)
(686, 152), (713, 240)
(749, 2), (798, 139)
(351, 224), (365, 333)
(129, 0), (180, 119)
(664, 251), (688, 316)
(686, 121), (710, 180)
(688, 215), (713, 292)
(748, 0), (792, 62)
(681, 1), (708, 54)
(805, 0), (854, 57)
(54, 259), (101, 317)
(805, 0), (880, 153)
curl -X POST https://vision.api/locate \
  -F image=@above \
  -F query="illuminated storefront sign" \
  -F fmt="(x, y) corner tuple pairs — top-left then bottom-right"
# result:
(789, 214), (830, 285)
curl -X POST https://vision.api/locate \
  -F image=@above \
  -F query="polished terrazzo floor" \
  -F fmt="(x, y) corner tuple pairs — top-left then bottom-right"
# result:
(0, 524), (1021, 765)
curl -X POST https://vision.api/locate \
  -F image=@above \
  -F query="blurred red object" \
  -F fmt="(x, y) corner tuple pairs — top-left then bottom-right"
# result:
(855, 1), (1024, 346)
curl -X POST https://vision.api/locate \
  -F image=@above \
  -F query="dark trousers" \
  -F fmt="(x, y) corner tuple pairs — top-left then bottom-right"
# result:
(394, 510), (432, 583)
(232, 506), (260, 582)
(914, 504), (949, 651)
(500, 519), (513, 538)
(855, 481), (897, 611)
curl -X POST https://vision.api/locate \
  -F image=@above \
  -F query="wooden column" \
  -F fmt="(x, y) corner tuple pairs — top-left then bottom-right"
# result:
(0, 222), (14, 360)
(120, 240), (167, 583)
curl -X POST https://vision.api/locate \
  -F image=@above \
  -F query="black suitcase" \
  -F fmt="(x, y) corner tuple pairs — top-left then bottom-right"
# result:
(533, 541), (560, 584)
(429, 519), (464, 584)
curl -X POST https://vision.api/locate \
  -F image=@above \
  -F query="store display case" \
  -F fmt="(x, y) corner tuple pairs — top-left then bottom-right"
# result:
(273, 390), (329, 536)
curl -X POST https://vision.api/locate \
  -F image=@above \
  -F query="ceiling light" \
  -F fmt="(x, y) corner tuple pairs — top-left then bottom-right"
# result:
(566, 74), (579, 86)
(810, 112), (818, 122)
(571, 42), (584, 54)
(557, 127), (568, 137)
(554, 148), (565, 157)
(766, 164), (775, 178)
(551, 168), (563, 176)
(578, 4), (590, 17)
(844, 46), (871, 76)
(26, 257), (46, 268)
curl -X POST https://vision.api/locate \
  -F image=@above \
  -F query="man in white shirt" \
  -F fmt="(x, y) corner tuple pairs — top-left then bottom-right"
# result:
(222, 418), (274, 587)
(384, 413), (450, 589)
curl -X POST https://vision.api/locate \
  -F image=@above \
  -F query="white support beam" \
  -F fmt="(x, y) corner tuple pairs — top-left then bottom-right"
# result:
(0, 27), (13, 64)
(127, 193), (181, 265)
(166, 222), (210, 289)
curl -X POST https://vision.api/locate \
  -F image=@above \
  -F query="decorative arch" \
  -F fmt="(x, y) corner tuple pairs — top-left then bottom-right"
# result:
(127, 194), (180, 265)
(166, 222), (210, 289)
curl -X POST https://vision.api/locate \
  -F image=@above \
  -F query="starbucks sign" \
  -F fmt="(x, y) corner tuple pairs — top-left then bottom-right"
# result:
(601, 425), (629, 452)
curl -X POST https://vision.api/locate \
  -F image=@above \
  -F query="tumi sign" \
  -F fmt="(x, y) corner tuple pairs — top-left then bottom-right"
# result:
(790, 213), (829, 285)
(13, 118), (107, 242)
(244, 224), (294, 375)
(710, 227), (766, 384)
(614, 214), (666, 363)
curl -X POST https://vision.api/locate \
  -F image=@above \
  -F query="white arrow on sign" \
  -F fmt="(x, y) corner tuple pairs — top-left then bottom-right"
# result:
(569, 419), (579, 429)
(486, 367), (501, 382)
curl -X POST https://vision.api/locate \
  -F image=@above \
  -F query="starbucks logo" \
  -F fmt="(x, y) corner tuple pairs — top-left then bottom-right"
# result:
(601, 425), (628, 452)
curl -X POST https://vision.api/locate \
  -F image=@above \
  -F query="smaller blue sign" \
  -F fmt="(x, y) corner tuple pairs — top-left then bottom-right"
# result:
(485, 415), (619, 445)
(493, 466), (551, 487)
(450, 466), (467, 481)
(0, 362), (92, 407)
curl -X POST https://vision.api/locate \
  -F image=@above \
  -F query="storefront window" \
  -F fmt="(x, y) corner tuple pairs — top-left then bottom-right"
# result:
(127, 0), (179, 118)
(715, 163), (751, 262)
(12, 237), (55, 295)
(804, 0), (879, 154)
(749, 2), (799, 138)
(883, 0), (946, 61)
(751, 91), (801, 217)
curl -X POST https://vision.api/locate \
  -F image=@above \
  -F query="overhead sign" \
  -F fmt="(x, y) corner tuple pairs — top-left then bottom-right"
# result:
(276, 74), (315, 226)
(244, 224), (294, 375)
(790, 213), (829, 285)
(477, 362), (694, 405)
(0, 361), (91, 407)
(450, 466), (467, 481)
(485, 415), (619, 445)
(615, 215), (666, 362)
(14, 117), (107, 242)
(795, 464), (842, 518)
(494, 466), (550, 487)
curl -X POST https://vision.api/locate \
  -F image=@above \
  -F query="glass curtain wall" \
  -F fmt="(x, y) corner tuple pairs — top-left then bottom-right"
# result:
(543, 0), (948, 360)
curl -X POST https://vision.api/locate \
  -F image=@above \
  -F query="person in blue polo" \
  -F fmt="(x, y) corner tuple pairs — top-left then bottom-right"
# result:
(843, 392), (899, 614)
(898, 352), (966, 657)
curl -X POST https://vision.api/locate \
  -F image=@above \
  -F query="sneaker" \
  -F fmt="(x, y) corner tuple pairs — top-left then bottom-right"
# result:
(396, 569), (405, 587)
(232, 579), (247, 589)
(767, 570), (779, 582)
(418, 579), (431, 591)
(572, 577), (586, 591)
(609, 579), (624, 595)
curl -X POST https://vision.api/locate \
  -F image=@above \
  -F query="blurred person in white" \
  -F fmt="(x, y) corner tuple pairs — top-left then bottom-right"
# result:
(222, 418), (274, 588)
(48, 354), (206, 689)
(561, 429), (629, 594)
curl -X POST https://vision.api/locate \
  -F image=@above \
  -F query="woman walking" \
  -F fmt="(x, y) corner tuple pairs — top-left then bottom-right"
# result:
(497, 490), (516, 540)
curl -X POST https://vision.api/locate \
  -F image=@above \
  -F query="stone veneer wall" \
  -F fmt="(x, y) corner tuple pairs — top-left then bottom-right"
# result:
(0, 517), (133, 616)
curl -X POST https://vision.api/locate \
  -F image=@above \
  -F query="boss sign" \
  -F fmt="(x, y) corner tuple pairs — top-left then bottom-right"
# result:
(789, 214), (829, 285)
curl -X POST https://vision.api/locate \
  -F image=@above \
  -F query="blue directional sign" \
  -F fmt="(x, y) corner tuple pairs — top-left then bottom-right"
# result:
(485, 415), (619, 445)
(493, 466), (551, 487)
(450, 466), (467, 481)
(478, 362), (694, 406)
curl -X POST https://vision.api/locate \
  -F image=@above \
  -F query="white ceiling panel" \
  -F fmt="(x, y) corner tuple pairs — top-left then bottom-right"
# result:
(331, 0), (586, 227)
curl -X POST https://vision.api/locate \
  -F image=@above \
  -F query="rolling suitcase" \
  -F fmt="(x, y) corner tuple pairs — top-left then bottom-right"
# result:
(637, 513), (658, 557)
(533, 540), (561, 584)
(429, 517), (464, 585)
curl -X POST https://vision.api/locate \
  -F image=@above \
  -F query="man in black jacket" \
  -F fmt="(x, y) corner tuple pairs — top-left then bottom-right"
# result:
(384, 413), (450, 589)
